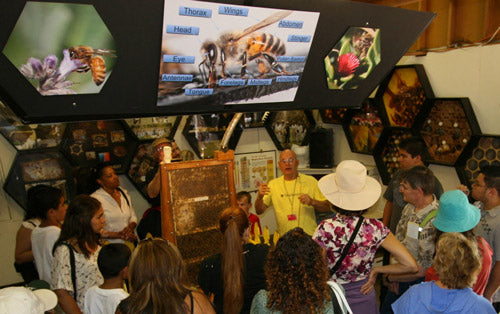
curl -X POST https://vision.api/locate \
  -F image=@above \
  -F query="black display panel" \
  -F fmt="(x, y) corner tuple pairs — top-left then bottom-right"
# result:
(0, 0), (435, 123)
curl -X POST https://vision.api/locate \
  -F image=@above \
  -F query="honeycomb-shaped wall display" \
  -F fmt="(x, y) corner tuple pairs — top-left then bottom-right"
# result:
(2, 1), (117, 95)
(124, 116), (181, 141)
(127, 142), (157, 199)
(343, 98), (383, 155)
(415, 98), (481, 166)
(455, 135), (500, 186)
(3, 150), (75, 209)
(373, 127), (417, 185)
(319, 108), (348, 124)
(60, 120), (137, 174)
(376, 64), (434, 128)
(0, 122), (65, 151)
(265, 110), (315, 151)
(183, 114), (242, 159)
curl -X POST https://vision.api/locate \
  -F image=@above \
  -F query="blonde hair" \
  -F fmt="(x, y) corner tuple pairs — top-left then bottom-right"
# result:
(124, 238), (189, 314)
(434, 232), (481, 289)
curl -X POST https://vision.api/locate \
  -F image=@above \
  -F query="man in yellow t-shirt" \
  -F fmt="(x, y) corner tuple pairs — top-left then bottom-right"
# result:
(255, 149), (331, 235)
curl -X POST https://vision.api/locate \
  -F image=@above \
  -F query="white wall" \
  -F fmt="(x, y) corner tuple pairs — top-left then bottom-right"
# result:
(0, 44), (499, 286)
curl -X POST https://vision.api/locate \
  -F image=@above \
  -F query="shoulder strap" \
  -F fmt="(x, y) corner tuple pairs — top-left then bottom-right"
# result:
(54, 242), (77, 299)
(189, 291), (194, 314)
(419, 210), (437, 229)
(330, 216), (364, 276)
(329, 285), (342, 314)
(117, 187), (130, 207)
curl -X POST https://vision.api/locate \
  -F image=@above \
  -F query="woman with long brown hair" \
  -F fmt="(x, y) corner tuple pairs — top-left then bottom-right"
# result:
(199, 207), (269, 314)
(51, 194), (106, 313)
(117, 238), (214, 314)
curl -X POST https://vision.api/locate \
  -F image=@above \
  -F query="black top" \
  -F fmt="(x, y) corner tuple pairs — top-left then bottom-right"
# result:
(198, 243), (269, 314)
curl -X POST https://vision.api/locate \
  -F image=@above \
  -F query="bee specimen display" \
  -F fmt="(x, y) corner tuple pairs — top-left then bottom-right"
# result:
(157, 0), (319, 106)
(198, 11), (291, 87)
(68, 46), (117, 86)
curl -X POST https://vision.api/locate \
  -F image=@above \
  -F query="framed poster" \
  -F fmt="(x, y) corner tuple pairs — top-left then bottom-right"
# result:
(265, 110), (315, 150)
(234, 151), (277, 191)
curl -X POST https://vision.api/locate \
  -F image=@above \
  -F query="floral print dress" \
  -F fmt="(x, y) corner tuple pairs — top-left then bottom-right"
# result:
(313, 215), (389, 284)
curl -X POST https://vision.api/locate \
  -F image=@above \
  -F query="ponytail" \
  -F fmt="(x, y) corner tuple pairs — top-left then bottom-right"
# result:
(219, 207), (249, 314)
(222, 219), (245, 314)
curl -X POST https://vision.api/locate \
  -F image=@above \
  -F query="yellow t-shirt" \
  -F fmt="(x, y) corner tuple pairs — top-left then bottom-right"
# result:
(263, 173), (327, 236)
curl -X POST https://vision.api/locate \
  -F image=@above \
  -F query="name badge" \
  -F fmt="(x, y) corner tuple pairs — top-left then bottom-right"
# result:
(287, 214), (297, 221)
(407, 222), (420, 240)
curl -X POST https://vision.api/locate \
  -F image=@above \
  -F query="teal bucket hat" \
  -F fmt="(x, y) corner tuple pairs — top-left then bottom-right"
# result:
(433, 190), (480, 232)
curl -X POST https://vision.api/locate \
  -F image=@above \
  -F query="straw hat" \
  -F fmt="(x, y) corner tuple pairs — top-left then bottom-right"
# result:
(318, 160), (381, 211)
(433, 190), (480, 232)
(151, 138), (171, 149)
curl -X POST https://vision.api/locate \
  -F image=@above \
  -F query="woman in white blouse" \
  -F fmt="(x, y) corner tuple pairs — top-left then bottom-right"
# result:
(90, 164), (137, 243)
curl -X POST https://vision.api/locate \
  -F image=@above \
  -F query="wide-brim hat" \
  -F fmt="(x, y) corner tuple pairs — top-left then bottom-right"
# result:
(0, 286), (57, 314)
(319, 160), (381, 211)
(433, 190), (480, 232)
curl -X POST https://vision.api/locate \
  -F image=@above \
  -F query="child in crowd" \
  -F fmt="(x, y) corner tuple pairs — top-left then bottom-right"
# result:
(30, 185), (67, 284)
(236, 191), (262, 236)
(84, 243), (131, 314)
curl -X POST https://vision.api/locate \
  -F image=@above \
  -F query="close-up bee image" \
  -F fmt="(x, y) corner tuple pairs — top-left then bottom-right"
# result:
(68, 46), (117, 86)
(199, 11), (291, 87)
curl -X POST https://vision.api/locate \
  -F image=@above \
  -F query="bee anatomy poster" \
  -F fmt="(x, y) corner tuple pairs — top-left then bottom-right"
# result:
(0, 0), (435, 123)
(157, 0), (320, 107)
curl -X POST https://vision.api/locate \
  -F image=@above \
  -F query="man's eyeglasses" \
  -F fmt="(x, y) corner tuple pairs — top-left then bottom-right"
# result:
(281, 158), (295, 164)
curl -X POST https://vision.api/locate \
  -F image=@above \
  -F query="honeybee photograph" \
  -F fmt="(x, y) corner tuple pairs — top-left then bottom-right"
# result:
(157, 0), (319, 107)
(324, 27), (381, 90)
(2, 2), (117, 95)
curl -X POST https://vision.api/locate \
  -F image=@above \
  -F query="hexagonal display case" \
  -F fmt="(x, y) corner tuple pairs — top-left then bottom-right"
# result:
(124, 116), (181, 141)
(376, 64), (434, 128)
(60, 120), (137, 174)
(342, 98), (383, 155)
(373, 127), (417, 185)
(456, 135), (500, 186)
(2, 1), (117, 95)
(183, 114), (242, 159)
(415, 98), (481, 166)
(127, 141), (157, 199)
(3, 150), (75, 209)
(265, 110), (315, 151)
(319, 108), (348, 124)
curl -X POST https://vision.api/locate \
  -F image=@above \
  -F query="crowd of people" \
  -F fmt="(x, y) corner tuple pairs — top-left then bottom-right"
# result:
(3, 138), (500, 313)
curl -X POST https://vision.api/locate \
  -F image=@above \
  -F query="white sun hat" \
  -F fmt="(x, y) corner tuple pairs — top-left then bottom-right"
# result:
(318, 160), (381, 211)
(0, 286), (57, 314)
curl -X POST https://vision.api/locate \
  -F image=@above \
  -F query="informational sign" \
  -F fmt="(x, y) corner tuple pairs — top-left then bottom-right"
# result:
(234, 151), (276, 191)
(157, 0), (320, 106)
